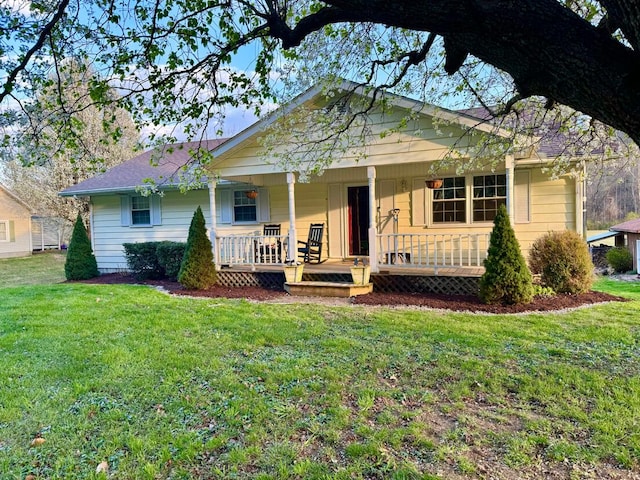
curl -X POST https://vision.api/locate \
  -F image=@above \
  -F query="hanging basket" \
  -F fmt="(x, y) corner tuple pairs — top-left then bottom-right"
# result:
(245, 189), (258, 199)
(425, 179), (443, 189)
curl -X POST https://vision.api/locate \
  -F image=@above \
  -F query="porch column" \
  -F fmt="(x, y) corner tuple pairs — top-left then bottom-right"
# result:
(208, 180), (221, 271)
(286, 172), (297, 263)
(505, 154), (515, 221)
(367, 166), (379, 273)
(575, 163), (586, 238)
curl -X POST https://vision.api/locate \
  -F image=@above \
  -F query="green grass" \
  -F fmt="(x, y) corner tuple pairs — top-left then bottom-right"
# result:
(0, 251), (67, 287)
(0, 258), (639, 478)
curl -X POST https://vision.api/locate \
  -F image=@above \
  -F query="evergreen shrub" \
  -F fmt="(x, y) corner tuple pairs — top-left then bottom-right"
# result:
(529, 230), (594, 293)
(178, 206), (216, 289)
(123, 242), (165, 280)
(479, 205), (533, 304)
(606, 247), (633, 273)
(65, 213), (99, 280)
(156, 241), (187, 280)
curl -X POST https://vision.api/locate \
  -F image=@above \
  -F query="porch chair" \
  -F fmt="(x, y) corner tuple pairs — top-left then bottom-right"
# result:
(297, 223), (324, 263)
(256, 224), (282, 263)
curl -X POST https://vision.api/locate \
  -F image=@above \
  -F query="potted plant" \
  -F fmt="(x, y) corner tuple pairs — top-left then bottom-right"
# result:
(245, 189), (259, 199)
(425, 178), (443, 189)
(284, 261), (304, 283)
(350, 258), (371, 285)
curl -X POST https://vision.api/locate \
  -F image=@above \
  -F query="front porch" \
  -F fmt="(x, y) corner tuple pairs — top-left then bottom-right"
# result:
(216, 258), (483, 296)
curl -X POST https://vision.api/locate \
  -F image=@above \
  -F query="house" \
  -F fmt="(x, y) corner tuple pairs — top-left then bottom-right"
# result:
(609, 218), (640, 271)
(0, 184), (34, 258)
(60, 82), (585, 280)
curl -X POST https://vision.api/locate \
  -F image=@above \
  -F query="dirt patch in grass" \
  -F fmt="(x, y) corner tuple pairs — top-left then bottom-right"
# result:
(78, 273), (626, 313)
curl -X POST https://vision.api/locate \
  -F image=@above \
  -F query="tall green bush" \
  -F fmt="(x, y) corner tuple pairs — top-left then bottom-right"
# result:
(529, 230), (594, 293)
(606, 247), (633, 273)
(479, 205), (533, 304)
(178, 206), (216, 289)
(65, 213), (99, 280)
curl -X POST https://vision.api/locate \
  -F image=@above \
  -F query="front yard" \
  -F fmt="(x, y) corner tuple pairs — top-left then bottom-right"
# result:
(0, 271), (639, 479)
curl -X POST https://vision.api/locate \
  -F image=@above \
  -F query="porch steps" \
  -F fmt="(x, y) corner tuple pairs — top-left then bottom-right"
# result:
(284, 281), (373, 298)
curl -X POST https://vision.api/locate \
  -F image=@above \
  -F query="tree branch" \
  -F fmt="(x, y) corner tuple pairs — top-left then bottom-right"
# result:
(0, 0), (71, 104)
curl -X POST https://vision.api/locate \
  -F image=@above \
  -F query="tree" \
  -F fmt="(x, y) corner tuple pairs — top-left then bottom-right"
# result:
(1, 61), (138, 226)
(1, 1), (640, 169)
(178, 206), (216, 290)
(65, 213), (99, 280)
(479, 205), (533, 305)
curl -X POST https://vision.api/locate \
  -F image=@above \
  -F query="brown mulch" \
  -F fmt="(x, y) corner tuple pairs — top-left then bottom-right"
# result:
(77, 273), (627, 313)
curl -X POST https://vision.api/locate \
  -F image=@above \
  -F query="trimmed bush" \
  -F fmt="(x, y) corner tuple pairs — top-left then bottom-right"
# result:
(156, 241), (187, 280)
(529, 230), (594, 294)
(606, 247), (633, 273)
(479, 205), (533, 304)
(65, 213), (99, 280)
(123, 242), (165, 280)
(178, 206), (216, 289)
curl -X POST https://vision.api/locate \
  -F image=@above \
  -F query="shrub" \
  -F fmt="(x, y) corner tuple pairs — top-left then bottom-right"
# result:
(479, 205), (533, 304)
(529, 230), (594, 294)
(65, 213), (99, 280)
(606, 247), (633, 273)
(178, 206), (216, 289)
(156, 242), (187, 280)
(123, 242), (165, 280)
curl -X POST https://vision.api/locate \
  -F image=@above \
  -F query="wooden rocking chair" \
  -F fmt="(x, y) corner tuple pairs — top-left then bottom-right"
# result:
(297, 223), (324, 263)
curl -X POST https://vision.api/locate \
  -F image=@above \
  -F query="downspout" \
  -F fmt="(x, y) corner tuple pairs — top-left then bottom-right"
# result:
(367, 167), (378, 273)
(286, 172), (297, 262)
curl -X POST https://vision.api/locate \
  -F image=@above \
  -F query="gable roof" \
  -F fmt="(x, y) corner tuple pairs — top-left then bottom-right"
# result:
(610, 218), (640, 234)
(210, 79), (511, 161)
(60, 139), (227, 196)
(0, 183), (34, 212)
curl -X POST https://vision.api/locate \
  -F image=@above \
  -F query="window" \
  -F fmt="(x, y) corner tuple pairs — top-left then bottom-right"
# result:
(131, 196), (151, 225)
(473, 174), (507, 222)
(233, 190), (257, 222)
(432, 177), (466, 223)
(0, 221), (8, 241)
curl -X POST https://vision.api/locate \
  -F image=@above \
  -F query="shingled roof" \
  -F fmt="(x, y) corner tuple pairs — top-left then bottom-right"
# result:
(60, 139), (227, 196)
(610, 218), (640, 234)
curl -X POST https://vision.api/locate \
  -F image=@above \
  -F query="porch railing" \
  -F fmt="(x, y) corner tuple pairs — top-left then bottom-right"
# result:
(216, 233), (287, 268)
(376, 233), (490, 273)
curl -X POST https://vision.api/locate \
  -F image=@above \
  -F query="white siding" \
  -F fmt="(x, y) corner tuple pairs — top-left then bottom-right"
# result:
(0, 187), (32, 258)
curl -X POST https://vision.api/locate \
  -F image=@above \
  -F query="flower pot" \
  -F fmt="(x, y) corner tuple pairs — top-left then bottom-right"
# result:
(425, 179), (443, 189)
(350, 265), (371, 285)
(284, 264), (304, 283)
(245, 190), (258, 199)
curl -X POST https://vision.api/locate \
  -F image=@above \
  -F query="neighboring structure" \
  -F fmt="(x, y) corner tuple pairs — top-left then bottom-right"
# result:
(32, 216), (72, 251)
(0, 184), (33, 258)
(61, 82), (586, 274)
(609, 218), (640, 272)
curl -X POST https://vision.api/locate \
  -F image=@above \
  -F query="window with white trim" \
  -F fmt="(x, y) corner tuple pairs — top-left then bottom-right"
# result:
(233, 190), (257, 222)
(472, 174), (507, 222)
(432, 177), (466, 223)
(0, 220), (8, 241)
(131, 196), (151, 225)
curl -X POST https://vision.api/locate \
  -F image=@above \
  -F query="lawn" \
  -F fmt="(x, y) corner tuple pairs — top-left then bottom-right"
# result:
(0, 251), (67, 287)
(0, 255), (639, 479)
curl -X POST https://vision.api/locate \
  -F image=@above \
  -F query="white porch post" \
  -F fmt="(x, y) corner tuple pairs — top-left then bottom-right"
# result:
(367, 166), (378, 273)
(505, 154), (515, 221)
(286, 172), (297, 263)
(208, 180), (221, 271)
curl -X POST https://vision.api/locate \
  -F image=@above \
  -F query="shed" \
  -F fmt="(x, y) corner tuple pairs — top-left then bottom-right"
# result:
(610, 218), (640, 272)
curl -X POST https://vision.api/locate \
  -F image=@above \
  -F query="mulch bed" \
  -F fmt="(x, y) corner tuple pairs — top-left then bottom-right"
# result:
(77, 273), (627, 313)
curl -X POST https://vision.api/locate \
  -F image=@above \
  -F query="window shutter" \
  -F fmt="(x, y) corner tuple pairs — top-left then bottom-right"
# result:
(411, 178), (426, 226)
(514, 170), (531, 223)
(9, 220), (15, 242)
(120, 196), (131, 226)
(150, 195), (162, 225)
(219, 190), (232, 224)
(257, 187), (270, 222)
